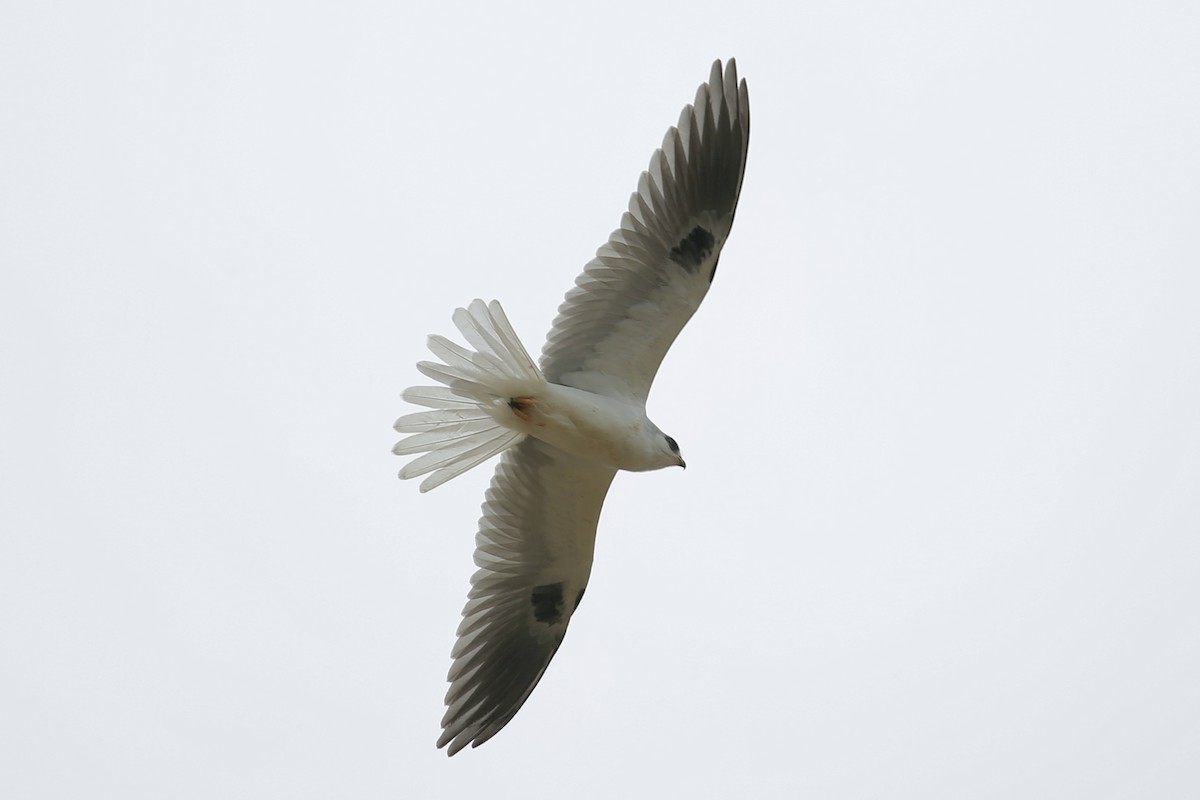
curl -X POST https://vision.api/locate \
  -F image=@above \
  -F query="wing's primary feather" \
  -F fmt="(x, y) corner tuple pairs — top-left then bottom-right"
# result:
(540, 58), (750, 401)
(438, 438), (617, 755)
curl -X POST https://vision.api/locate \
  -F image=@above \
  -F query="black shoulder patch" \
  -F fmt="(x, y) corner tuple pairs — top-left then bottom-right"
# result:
(530, 582), (565, 625)
(669, 225), (715, 273)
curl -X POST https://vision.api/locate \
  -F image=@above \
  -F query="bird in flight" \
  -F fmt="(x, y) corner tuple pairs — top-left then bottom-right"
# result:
(394, 59), (750, 755)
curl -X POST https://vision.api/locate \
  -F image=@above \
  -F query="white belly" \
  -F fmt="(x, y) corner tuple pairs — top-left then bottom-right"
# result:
(507, 383), (658, 471)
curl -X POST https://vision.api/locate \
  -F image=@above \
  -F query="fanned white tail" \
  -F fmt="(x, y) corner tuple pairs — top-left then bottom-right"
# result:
(394, 300), (544, 492)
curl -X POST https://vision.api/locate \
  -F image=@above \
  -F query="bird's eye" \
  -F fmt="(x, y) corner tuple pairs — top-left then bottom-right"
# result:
(665, 436), (679, 453)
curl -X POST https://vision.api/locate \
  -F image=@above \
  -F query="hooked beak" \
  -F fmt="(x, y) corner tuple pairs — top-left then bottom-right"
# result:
(678, 458), (687, 470)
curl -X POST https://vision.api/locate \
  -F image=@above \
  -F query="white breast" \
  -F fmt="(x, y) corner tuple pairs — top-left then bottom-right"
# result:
(514, 383), (658, 471)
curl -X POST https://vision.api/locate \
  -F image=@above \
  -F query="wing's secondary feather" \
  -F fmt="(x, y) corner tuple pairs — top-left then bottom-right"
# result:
(540, 58), (750, 401)
(437, 438), (617, 755)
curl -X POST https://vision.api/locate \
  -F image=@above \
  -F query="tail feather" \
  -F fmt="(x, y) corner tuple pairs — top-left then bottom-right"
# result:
(392, 418), (498, 456)
(426, 335), (507, 376)
(476, 301), (539, 377)
(416, 360), (478, 390)
(418, 430), (523, 492)
(394, 408), (491, 433)
(452, 301), (540, 381)
(398, 427), (524, 493)
(402, 386), (478, 409)
(394, 300), (544, 491)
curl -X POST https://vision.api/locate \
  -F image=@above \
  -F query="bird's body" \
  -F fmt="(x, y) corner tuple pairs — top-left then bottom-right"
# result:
(504, 382), (683, 473)
(394, 59), (750, 755)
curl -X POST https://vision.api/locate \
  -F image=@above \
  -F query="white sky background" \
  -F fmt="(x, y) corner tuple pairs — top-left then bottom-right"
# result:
(2, 1), (1198, 797)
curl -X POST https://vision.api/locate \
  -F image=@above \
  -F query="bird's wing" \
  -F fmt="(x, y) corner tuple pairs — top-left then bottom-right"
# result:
(439, 437), (617, 755)
(540, 58), (750, 402)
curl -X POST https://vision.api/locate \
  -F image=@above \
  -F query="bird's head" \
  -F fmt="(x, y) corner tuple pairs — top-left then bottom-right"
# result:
(667, 438), (686, 470)
(661, 433), (686, 470)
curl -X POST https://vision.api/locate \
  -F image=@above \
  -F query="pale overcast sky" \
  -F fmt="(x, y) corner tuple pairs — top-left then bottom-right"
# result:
(2, 2), (1198, 798)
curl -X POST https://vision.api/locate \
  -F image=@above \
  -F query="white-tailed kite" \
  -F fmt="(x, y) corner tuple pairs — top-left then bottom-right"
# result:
(394, 59), (750, 755)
